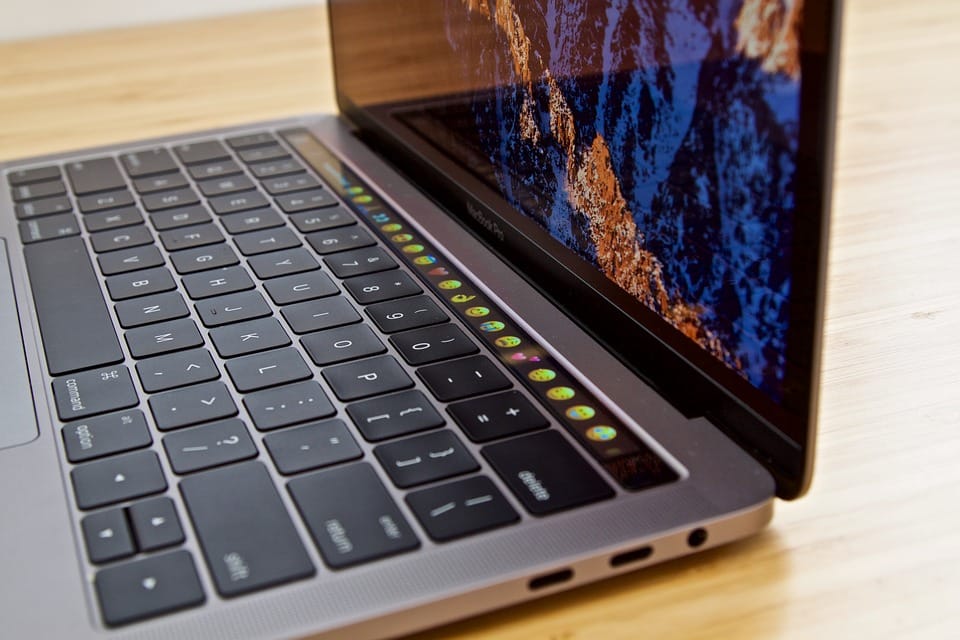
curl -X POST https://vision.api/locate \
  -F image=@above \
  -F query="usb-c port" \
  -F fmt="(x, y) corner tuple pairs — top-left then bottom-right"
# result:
(528, 569), (573, 590)
(609, 545), (653, 567)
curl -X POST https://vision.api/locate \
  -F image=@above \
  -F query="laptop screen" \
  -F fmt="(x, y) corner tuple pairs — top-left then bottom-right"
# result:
(329, 0), (837, 496)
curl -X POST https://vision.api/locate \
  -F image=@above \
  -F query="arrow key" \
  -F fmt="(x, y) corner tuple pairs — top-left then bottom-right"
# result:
(127, 497), (185, 551)
(94, 550), (204, 627)
(81, 507), (135, 564)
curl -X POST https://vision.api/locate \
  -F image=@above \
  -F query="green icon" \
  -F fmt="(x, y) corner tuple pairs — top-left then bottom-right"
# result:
(528, 368), (557, 383)
(391, 233), (413, 242)
(465, 306), (489, 317)
(546, 386), (575, 401)
(586, 426), (617, 441)
(565, 405), (596, 421)
(381, 223), (402, 232)
(402, 244), (425, 254)
(438, 280), (462, 290)
(413, 255), (437, 265)
(479, 321), (505, 333)
(495, 336), (521, 348)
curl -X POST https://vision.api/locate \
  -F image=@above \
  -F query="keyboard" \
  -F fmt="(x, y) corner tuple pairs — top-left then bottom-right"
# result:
(6, 128), (677, 628)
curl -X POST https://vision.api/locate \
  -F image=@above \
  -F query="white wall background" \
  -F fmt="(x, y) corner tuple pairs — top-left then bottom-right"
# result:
(0, 0), (319, 42)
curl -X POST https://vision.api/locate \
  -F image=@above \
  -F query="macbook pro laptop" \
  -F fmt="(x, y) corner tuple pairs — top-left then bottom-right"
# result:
(0, 0), (840, 637)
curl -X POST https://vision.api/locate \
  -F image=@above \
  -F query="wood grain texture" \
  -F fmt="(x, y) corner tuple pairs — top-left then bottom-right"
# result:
(2, 2), (958, 638)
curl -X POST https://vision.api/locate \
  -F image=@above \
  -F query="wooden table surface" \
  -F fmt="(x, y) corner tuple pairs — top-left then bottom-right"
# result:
(2, 2), (958, 638)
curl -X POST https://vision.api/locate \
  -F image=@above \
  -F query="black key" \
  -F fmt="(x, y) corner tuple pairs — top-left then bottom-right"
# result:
(52, 365), (138, 421)
(209, 317), (290, 358)
(78, 190), (135, 213)
(170, 244), (239, 274)
(125, 318), (203, 358)
(406, 476), (519, 542)
(24, 237), (124, 374)
(7, 165), (60, 186)
(127, 497), (185, 551)
(243, 380), (335, 432)
(263, 419), (362, 474)
(234, 227), (301, 256)
(347, 390), (445, 442)
(374, 430), (478, 489)
(149, 381), (238, 431)
(65, 158), (126, 195)
(390, 324), (478, 366)
(366, 295), (448, 334)
(224, 348), (312, 392)
(149, 204), (211, 230)
(226, 132), (276, 149)
(163, 418), (258, 474)
(115, 291), (189, 328)
(105, 266), (176, 301)
(344, 270), (422, 305)
(306, 226), (375, 256)
(71, 450), (167, 510)
(97, 245), (164, 276)
(483, 430), (614, 515)
(250, 158), (303, 179)
(15, 196), (72, 219)
(262, 174), (320, 195)
(136, 348), (219, 393)
(449, 390), (550, 442)
(209, 191), (269, 215)
(180, 461), (315, 596)
(322, 355), (413, 401)
(182, 266), (253, 300)
(188, 160), (242, 181)
(288, 462), (420, 568)
(84, 206), (144, 233)
(280, 296), (361, 334)
(220, 208), (285, 235)
(195, 290), (272, 327)
(275, 189), (337, 213)
(324, 246), (397, 279)
(263, 270), (338, 305)
(419, 356), (511, 402)
(89, 226), (154, 253)
(247, 248), (319, 279)
(174, 140), (229, 166)
(82, 508), (135, 563)
(61, 409), (152, 463)
(11, 179), (66, 202)
(196, 174), (255, 197)
(120, 148), (178, 177)
(301, 324), (385, 366)
(159, 224), (224, 252)
(238, 145), (288, 164)
(141, 188), (200, 212)
(95, 550), (204, 627)
(289, 206), (354, 233)
(18, 213), (80, 243)
(133, 172), (189, 195)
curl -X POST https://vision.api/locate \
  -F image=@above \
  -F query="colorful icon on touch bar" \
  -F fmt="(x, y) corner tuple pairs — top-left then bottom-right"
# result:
(352, 195), (373, 204)
(347, 186), (364, 195)
(391, 233), (413, 242)
(450, 294), (476, 303)
(465, 306), (490, 317)
(495, 336), (521, 348)
(402, 244), (425, 254)
(381, 223), (402, 232)
(546, 386), (575, 401)
(528, 368), (557, 382)
(413, 256), (436, 265)
(565, 405), (596, 421)
(479, 321), (505, 332)
(586, 426), (618, 442)
(428, 267), (449, 276)
(438, 280), (462, 290)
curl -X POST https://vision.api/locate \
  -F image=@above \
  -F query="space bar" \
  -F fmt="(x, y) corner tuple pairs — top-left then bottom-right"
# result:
(23, 236), (123, 375)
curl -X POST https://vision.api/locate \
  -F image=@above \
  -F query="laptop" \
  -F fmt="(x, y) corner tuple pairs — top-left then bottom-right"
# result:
(0, 0), (840, 637)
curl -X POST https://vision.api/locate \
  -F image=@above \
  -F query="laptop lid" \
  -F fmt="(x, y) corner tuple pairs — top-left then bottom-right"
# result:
(326, 0), (840, 499)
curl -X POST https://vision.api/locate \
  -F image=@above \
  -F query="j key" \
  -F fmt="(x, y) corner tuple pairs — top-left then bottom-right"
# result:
(247, 247), (319, 279)
(196, 174), (255, 197)
(149, 205), (211, 230)
(141, 188), (200, 212)
(159, 224), (224, 252)
(170, 244), (239, 274)
(390, 324), (478, 365)
(11, 180), (66, 202)
(136, 348), (219, 393)
(275, 189), (337, 213)
(238, 145), (288, 164)
(84, 207), (144, 233)
(448, 390), (550, 442)
(280, 296), (361, 334)
(66, 158), (126, 195)
(120, 148), (178, 178)
(220, 208), (285, 234)
(115, 291), (189, 328)
(301, 323), (385, 366)
(263, 419), (363, 475)
(406, 476), (519, 542)
(15, 196), (72, 219)
(344, 270), (421, 305)
(182, 266), (254, 300)
(324, 246), (397, 279)
(374, 430), (478, 489)
(94, 550), (204, 627)
(133, 172), (189, 195)
(82, 508), (135, 564)
(180, 462), (314, 596)
(195, 290), (272, 327)
(209, 191), (269, 215)
(289, 206), (355, 233)
(188, 160), (242, 181)
(234, 227), (301, 256)
(174, 140), (229, 166)
(163, 418), (258, 474)
(149, 381), (238, 431)
(89, 226), (154, 253)
(61, 409), (152, 463)
(52, 365), (138, 421)
(18, 214), (80, 243)
(263, 270), (339, 305)
(243, 380), (336, 431)
(7, 165), (60, 186)
(71, 450), (167, 510)
(127, 497), (185, 551)
(322, 355), (413, 401)
(209, 317), (291, 358)
(306, 226), (375, 256)
(78, 190), (135, 213)
(366, 295), (448, 334)
(418, 355), (511, 402)
(249, 158), (303, 179)
(226, 132), (276, 149)
(347, 390), (444, 442)
(262, 174), (320, 195)
(287, 462), (420, 569)
(98, 245), (164, 276)
(106, 267), (176, 301)
(125, 318), (204, 358)
(483, 430), (614, 515)
(225, 348), (312, 392)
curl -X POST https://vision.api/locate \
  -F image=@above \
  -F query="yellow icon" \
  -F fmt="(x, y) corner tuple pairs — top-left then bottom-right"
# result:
(438, 280), (462, 290)
(352, 194), (373, 204)
(546, 386), (575, 401)
(347, 186), (364, 195)
(465, 306), (490, 317)
(528, 368), (557, 383)
(391, 233), (413, 242)
(381, 223), (402, 232)
(402, 244), (425, 254)
(586, 426), (618, 441)
(413, 256), (436, 265)
(479, 321), (505, 332)
(565, 405), (596, 421)
(495, 336), (521, 348)
(450, 294), (476, 304)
